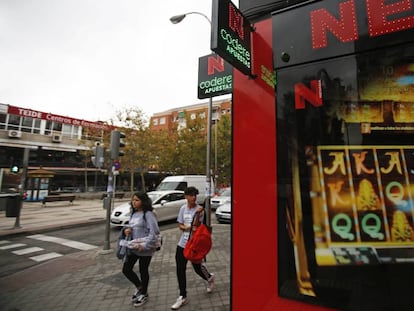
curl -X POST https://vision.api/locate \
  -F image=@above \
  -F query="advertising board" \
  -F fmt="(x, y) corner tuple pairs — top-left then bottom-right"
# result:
(198, 53), (233, 99)
(211, 0), (252, 76)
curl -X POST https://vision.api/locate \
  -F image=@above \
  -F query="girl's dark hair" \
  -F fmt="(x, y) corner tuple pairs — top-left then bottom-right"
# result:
(131, 191), (153, 219)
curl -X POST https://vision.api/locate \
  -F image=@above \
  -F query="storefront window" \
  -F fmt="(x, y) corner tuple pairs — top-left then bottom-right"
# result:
(276, 43), (414, 310)
(7, 115), (21, 130)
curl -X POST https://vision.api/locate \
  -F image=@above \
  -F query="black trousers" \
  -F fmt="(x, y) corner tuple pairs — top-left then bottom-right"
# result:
(122, 253), (152, 295)
(175, 245), (210, 298)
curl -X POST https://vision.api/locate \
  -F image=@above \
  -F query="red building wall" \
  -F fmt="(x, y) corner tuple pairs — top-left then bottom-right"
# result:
(232, 17), (336, 311)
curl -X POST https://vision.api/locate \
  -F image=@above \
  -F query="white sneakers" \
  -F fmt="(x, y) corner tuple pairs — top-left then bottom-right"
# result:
(131, 289), (141, 302)
(206, 274), (215, 293)
(171, 296), (188, 310)
(170, 274), (214, 309)
(133, 294), (148, 307)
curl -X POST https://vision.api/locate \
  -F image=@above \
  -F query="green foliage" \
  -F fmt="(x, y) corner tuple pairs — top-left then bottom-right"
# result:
(112, 105), (232, 191)
(174, 112), (207, 174)
(214, 114), (232, 187)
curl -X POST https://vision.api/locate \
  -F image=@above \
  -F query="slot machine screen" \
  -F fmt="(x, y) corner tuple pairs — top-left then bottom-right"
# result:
(276, 43), (414, 310)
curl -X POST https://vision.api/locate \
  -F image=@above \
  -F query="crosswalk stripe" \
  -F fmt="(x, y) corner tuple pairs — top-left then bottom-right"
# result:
(27, 234), (97, 251)
(0, 243), (26, 250)
(29, 252), (62, 262)
(0, 240), (10, 245)
(12, 247), (44, 255)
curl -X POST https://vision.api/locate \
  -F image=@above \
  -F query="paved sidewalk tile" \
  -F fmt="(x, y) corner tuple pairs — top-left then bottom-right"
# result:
(0, 223), (230, 311)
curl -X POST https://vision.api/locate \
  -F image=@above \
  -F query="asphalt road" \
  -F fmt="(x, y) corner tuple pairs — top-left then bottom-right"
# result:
(0, 221), (177, 278)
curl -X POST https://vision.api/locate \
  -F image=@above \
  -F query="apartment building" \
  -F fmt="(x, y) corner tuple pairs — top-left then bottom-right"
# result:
(150, 98), (232, 131)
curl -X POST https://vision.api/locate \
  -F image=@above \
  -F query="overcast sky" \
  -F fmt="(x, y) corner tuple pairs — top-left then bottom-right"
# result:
(0, 0), (235, 122)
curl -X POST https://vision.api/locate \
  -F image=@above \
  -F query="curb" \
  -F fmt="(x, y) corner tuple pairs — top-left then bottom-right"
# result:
(0, 218), (107, 239)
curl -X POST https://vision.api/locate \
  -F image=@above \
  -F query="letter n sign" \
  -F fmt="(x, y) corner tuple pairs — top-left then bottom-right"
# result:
(295, 80), (323, 109)
(198, 53), (233, 99)
(208, 54), (225, 75)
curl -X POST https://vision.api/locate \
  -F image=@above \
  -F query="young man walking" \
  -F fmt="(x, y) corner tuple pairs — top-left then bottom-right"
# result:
(171, 186), (215, 310)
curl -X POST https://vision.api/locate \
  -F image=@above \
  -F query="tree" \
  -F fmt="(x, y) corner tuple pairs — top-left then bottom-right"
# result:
(112, 107), (150, 192)
(213, 114), (231, 187)
(148, 127), (178, 174)
(174, 112), (207, 174)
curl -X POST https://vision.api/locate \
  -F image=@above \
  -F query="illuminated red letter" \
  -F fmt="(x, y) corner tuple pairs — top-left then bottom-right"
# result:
(310, 0), (358, 49)
(295, 80), (322, 109)
(229, 3), (244, 40)
(208, 55), (225, 75)
(367, 0), (414, 37)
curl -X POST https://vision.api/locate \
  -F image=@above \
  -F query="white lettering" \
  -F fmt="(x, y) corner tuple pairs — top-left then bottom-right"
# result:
(18, 108), (42, 118)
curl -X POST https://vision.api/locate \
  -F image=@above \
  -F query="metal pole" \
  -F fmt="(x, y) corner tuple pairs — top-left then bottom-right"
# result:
(15, 148), (29, 228)
(205, 97), (212, 226)
(169, 11), (212, 225)
(103, 165), (113, 251)
(214, 118), (218, 180)
(94, 168), (98, 192)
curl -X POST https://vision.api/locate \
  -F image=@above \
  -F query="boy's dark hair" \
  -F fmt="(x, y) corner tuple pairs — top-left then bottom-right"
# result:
(184, 186), (199, 195)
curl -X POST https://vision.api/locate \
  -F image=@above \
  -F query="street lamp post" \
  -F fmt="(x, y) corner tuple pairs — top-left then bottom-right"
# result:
(170, 12), (212, 26)
(170, 11), (213, 226)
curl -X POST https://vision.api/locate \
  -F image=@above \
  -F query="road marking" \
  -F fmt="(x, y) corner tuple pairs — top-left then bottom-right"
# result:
(29, 252), (63, 262)
(12, 247), (44, 255)
(0, 240), (10, 245)
(0, 243), (26, 250)
(27, 234), (98, 251)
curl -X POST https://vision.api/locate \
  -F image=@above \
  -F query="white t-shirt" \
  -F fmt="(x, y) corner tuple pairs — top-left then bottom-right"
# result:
(177, 204), (204, 248)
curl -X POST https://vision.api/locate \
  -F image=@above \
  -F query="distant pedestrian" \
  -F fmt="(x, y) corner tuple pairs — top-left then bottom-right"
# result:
(171, 186), (215, 310)
(120, 191), (160, 307)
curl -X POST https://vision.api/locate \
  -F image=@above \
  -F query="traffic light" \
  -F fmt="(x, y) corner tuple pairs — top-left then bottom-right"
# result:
(10, 163), (20, 174)
(92, 145), (105, 168)
(110, 130), (126, 160)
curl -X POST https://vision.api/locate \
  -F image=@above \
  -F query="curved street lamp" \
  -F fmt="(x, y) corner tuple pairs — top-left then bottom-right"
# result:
(170, 11), (213, 226)
(169, 12), (211, 26)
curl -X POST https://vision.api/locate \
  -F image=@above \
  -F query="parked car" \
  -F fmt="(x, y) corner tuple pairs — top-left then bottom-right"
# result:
(156, 175), (214, 206)
(110, 190), (186, 226)
(211, 187), (231, 210)
(215, 202), (231, 224)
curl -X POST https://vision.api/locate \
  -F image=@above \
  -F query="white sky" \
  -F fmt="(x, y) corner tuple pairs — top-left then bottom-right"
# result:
(0, 0), (236, 122)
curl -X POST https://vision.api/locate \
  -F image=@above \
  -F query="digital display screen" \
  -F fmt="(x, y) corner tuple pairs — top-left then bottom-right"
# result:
(211, 0), (252, 76)
(274, 16), (414, 308)
(309, 146), (414, 266)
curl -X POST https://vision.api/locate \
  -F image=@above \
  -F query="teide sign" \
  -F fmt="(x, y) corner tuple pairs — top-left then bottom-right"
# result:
(211, 0), (252, 76)
(198, 53), (233, 99)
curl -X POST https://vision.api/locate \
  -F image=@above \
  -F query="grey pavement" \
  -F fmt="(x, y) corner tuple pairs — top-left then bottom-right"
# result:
(0, 199), (230, 311)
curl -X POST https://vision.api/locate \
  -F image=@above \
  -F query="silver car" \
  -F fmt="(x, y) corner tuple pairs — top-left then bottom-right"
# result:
(210, 188), (231, 210)
(215, 202), (231, 224)
(110, 190), (186, 226)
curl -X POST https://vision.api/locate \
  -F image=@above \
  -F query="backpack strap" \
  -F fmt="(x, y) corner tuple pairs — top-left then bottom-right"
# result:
(188, 209), (204, 239)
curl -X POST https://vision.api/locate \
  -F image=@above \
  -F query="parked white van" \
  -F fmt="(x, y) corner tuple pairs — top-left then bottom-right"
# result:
(156, 175), (214, 206)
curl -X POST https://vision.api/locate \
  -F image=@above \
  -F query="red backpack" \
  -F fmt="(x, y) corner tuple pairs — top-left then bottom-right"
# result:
(184, 210), (212, 264)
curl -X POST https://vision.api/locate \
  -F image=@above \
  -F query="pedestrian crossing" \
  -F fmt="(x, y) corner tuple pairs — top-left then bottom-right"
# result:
(27, 234), (98, 251)
(0, 234), (98, 262)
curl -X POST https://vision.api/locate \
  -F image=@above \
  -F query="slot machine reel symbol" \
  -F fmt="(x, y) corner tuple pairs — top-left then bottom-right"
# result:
(331, 213), (355, 240)
(361, 213), (384, 240)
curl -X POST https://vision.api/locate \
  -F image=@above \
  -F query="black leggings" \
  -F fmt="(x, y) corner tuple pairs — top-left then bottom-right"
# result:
(175, 245), (211, 298)
(122, 253), (152, 295)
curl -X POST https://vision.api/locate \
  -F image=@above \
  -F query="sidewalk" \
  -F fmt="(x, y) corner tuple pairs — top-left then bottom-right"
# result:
(0, 199), (230, 310)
